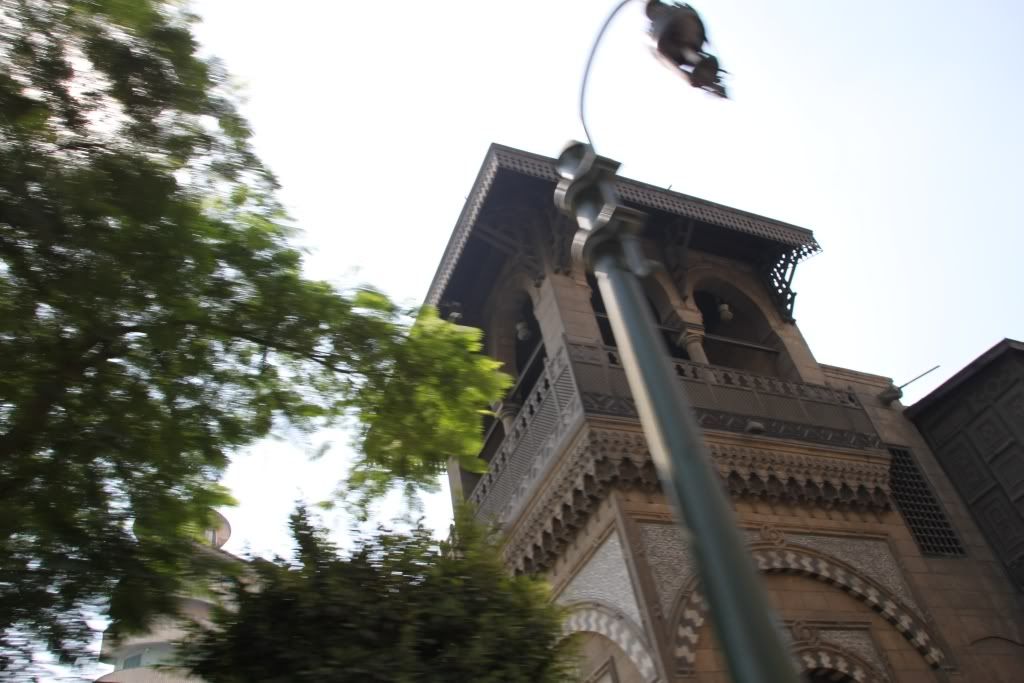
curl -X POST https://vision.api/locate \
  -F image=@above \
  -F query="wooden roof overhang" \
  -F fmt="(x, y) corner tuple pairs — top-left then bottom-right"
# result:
(427, 144), (821, 323)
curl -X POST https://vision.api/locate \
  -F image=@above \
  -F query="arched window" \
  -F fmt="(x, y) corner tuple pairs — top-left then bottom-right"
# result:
(693, 281), (796, 378)
(587, 273), (617, 348)
(509, 295), (546, 404)
(587, 273), (689, 360)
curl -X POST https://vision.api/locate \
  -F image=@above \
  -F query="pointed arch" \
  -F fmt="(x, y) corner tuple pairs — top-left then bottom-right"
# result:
(685, 266), (779, 325)
(795, 642), (890, 682)
(486, 268), (543, 376)
(687, 271), (801, 378)
(671, 544), (946, 673)
(561, 603), (660, 682)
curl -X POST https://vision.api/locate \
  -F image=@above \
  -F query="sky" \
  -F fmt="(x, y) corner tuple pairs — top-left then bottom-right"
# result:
(68, 0), (1024, 678)
(182, 0), (1024, 562)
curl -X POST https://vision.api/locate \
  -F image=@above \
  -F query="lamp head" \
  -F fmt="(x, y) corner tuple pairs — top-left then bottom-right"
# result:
(646, 1), (728, 98)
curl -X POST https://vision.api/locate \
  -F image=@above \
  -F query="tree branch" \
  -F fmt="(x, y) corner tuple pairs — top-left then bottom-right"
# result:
(112, 321), (356, 375)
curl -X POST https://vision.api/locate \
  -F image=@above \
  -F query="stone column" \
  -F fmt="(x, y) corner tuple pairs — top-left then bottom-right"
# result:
(679, 329), (710, 365)
(496, 400), (521, 432)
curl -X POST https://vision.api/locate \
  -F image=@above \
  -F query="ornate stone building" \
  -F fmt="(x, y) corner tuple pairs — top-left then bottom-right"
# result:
(434, 144), (1024, 682)
(908, 340), (1024, 596)
(95, 511), (233, 683)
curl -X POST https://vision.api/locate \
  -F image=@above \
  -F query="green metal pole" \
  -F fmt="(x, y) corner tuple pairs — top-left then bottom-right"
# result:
(592, 247), (799, 683)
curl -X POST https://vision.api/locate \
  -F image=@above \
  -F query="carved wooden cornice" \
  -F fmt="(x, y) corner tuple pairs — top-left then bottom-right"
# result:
(505, 427), (891, 573)
(426, 144), (820, 307)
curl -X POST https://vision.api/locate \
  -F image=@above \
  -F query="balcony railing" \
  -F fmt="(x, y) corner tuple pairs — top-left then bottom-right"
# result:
(467, 344), (583, 524)
(568, 342), (882, 450)
(467, 340), (884, 526)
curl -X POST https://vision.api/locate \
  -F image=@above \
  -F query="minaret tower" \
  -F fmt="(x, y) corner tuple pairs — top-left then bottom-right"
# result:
(432, 144), (1024, 682)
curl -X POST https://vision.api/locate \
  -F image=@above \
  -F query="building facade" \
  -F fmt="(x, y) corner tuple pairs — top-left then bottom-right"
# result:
(908, 340), (1024, 596)
(435, 144), (1024, 682)
(95, 511), (233, 683)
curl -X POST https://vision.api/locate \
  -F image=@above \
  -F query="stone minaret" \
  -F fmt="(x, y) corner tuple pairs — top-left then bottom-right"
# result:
(432, 144), (1024, 682)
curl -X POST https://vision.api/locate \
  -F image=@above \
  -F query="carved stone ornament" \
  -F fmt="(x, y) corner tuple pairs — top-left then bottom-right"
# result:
(503, 427), (891, 574)
(759, 523), (786, 547)
(789, 621), (818, 645)
(710, 443), (891, 511)
(505, 428), (658, 573)
(673, 546), (946, 673)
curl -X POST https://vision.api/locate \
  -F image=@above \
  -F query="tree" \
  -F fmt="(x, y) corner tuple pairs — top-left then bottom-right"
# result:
(181, 507), (574, 683)
(0, 0), (507, 673)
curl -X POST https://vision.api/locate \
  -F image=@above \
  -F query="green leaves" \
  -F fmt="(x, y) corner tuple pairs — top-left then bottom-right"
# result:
(346, 307), (510, 515)
(180, 506), (574, 683)
(0, 0), (508, 674)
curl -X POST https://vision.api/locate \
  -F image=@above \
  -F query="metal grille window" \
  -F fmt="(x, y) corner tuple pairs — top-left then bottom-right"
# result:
(888, 446), (965, 557)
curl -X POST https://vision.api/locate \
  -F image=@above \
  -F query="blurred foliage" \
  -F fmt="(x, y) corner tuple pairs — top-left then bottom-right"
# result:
(181, 506), (574, 683)
(0, 0), (508, 673)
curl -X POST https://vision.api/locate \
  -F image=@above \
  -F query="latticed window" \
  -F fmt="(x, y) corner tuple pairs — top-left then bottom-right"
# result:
(888, 446), (965, 557)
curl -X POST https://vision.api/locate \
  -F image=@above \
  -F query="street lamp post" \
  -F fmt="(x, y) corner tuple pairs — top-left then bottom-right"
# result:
(555, 3), (800, 682)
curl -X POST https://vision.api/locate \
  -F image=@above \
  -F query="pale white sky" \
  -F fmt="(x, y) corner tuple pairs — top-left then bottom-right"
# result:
(187, 0), (1024, 572)
(68, 0), (1024, 678)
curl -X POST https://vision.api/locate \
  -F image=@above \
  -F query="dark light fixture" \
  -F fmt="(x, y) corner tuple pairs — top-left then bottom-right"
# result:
(718, 301), (733, 322)
(646, 0), (728, 97)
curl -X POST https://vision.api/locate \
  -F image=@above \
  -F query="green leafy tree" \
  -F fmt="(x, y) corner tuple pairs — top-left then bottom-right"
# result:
(181, 507), (574, 683)
(0, 0), (507, 673)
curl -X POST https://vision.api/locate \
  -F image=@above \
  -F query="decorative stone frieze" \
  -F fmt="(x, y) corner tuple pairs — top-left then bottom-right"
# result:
(557, 531), (644, 630)
(503, 426), (891, 573)
(709, 443), (891, 510)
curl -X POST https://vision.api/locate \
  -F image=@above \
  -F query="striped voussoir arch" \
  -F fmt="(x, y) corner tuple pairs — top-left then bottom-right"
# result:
(797, 644), (886, 682)
(563, 606), (660, 682)
(674, 546), (945, 674)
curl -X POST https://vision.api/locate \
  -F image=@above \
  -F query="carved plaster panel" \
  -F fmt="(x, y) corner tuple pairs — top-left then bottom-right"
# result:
(783, 532), (922, 617)
(818, 628), (888, 675)
(558, 531), (644, 631)
(638, 523), (696, 618)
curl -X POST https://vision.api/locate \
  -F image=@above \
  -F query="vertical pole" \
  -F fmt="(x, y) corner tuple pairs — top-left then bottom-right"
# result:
(592, 249), (799, 683)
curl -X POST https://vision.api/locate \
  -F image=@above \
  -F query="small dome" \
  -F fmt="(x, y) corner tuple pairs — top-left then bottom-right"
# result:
(204, 509), (232, 548)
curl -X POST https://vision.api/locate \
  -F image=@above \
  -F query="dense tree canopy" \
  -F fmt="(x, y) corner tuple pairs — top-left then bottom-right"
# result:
(182, 507), (574, 683)
(0, 0), (507, 673)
